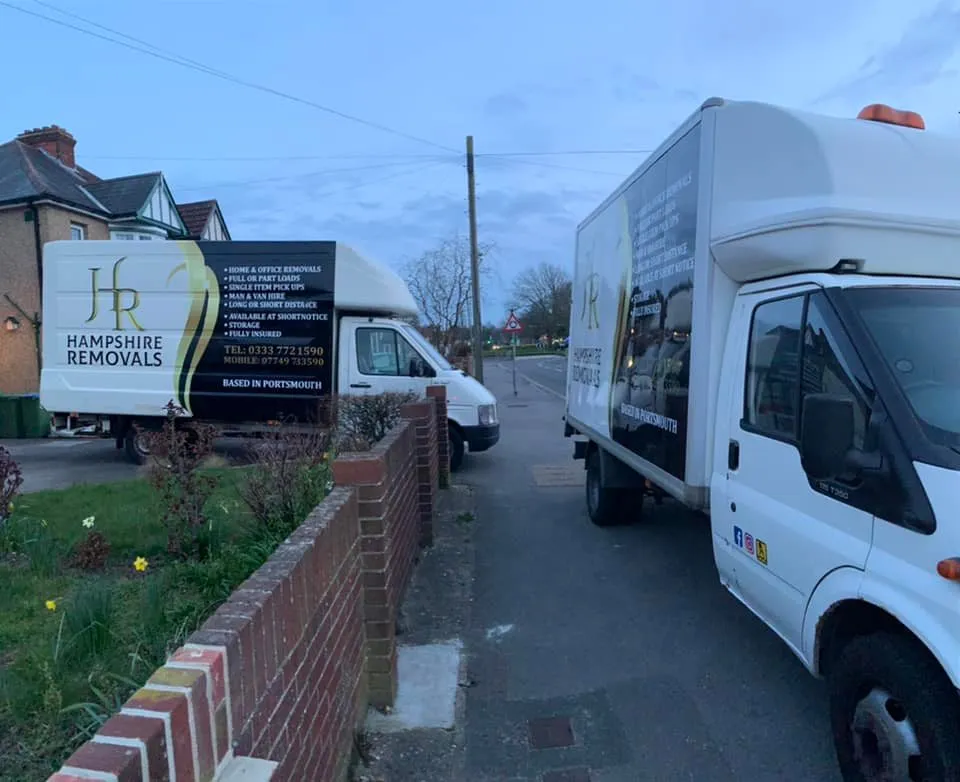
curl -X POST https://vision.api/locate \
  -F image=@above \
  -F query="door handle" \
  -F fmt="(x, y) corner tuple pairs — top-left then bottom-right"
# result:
(728, 439), (740, 471)
(350, 383), (371, 389)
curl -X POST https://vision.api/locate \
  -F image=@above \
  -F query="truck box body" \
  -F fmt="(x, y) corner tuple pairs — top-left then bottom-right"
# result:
(41, 240), (418, 424)
(566, 97), (960, 510)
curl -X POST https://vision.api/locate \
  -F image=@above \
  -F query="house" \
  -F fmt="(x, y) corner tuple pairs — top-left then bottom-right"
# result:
(0, 124), (231, 395)
(177, 199), (231, 241)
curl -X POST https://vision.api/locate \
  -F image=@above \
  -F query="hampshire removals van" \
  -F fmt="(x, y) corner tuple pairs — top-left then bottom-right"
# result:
(40, 240), (499, 470)
(564, 98), (960, 781)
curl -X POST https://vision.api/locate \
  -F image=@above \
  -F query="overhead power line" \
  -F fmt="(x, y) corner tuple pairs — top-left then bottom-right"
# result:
(175, 157), (457, 193)
(81, 148), (652, 162)
(0, 0), (457, 153)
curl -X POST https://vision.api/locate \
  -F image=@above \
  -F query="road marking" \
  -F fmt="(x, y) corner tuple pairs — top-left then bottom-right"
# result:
(485, 624), (514, 642)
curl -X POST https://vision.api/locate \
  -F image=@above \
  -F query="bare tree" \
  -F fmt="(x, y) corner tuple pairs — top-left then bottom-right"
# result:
(511, 262), (573, 340)
(403, 233), (494, 354)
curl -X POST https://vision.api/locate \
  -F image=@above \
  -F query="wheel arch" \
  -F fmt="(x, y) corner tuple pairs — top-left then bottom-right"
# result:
(811, 584), (960, 689)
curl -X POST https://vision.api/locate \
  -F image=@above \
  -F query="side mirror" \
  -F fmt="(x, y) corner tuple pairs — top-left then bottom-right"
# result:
(408, 358), (421, 378)
(422, 362), (437, 378)
(800, 393), (855, 480)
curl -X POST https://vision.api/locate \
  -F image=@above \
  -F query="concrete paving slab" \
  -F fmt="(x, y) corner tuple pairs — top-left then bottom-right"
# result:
(366, 640), (463, 733)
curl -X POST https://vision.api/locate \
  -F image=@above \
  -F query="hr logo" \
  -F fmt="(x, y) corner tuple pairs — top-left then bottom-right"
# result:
(86, 257), (143, 331)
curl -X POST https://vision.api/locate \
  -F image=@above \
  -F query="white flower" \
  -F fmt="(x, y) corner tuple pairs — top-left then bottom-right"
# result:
(82, 516), (95, 529)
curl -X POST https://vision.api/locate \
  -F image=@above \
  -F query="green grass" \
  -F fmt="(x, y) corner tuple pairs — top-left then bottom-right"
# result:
(0, 465), (322, 781)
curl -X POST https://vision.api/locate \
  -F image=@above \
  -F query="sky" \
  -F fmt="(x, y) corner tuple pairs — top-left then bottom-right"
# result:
(3, 0), (960, 323)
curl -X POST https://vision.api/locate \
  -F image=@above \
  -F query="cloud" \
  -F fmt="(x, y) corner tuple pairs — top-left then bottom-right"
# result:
(483, 93), (528, 118)
(814, 0), (960, 104)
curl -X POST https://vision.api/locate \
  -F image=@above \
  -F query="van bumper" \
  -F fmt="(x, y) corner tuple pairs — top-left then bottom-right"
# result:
(463, 423), (500, 452)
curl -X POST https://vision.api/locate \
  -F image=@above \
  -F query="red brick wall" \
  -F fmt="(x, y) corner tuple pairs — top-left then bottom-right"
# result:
(401, 399), (439, 546)
(332, 420), (419, 708)
(427, 385), (450, 488)
(48, 402), (442, 782)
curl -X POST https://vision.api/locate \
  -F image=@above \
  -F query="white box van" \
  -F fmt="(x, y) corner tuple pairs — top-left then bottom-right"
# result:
(564, 98), (960, 780)
(40, 240), (499, 470)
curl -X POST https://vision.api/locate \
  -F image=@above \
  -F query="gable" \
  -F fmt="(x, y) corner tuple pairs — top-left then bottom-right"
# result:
(140, 176), (186, 234)
(201, 205), (230, 240)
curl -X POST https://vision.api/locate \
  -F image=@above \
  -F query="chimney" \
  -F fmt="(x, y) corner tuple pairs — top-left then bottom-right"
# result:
(16, 125), (77, 169)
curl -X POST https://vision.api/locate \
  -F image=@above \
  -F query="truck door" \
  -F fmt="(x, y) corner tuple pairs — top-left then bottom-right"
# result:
(712, 288), (874, 654)
(341, 318), (434, 397)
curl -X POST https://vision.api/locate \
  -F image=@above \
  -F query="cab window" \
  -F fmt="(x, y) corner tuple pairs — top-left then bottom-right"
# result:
(356, 327), (424, 377)
(743, 292), (872, 452)
(743, 294), (803, 439)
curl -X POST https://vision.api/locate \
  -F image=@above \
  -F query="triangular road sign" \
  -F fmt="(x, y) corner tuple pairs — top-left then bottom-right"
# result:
(503, 311), (523, 333)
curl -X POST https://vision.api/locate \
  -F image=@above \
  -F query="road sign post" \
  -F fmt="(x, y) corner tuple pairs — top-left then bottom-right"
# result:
(503, 310), (523, 397)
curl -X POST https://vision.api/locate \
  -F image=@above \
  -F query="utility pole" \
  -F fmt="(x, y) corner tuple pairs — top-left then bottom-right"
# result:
(466, 135), (484, 383)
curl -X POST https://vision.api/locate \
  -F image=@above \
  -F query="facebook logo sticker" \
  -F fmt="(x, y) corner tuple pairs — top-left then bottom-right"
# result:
(733, 526), (743, 548)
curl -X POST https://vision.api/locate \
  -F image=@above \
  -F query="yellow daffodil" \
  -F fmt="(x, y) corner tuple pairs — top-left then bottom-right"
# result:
(82, 516), (95, 529)
(45, 599), (57, 612)
(133, 556), (149, 573)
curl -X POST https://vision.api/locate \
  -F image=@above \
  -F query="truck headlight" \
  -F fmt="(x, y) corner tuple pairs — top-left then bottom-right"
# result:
(479, 404), (498, 426)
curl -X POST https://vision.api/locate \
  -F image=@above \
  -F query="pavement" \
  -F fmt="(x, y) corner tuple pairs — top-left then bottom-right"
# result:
(396, 355), (840, 781)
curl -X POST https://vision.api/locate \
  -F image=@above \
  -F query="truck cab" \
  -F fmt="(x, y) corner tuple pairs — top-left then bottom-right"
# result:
(565, 98), (960, 779)
(337, 315), (499, 470)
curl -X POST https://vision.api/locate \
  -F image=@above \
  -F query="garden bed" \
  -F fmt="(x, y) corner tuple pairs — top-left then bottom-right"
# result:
(0, 394), (413, 782)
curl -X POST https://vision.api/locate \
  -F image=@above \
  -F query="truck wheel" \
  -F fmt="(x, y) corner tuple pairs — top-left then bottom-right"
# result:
(828, 632), (960, 782)
(585, 450), (632, 527)
(449, 426), (465, 473)
(124, 426), (151, 466)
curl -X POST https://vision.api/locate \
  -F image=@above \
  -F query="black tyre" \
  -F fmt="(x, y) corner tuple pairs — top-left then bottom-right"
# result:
(449, 426), (465, 473)
(585, 450), (638, 527)
(829, 632), (960, 782)
(124, 425), (150, 466)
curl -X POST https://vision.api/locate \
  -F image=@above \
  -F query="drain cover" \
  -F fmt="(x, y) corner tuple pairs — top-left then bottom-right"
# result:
(532, 465), (585, 487)
(528, 716), (575, 749)
(506, 403), (529, 408)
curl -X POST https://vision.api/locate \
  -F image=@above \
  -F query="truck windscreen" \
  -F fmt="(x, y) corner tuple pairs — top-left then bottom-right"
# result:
(399, 324), (454, 372)
(846, 286), (960, 450)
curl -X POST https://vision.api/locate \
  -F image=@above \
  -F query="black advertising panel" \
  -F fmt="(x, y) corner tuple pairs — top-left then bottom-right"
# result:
(182, 241), (336, 423)
(609, 125), (700, 480)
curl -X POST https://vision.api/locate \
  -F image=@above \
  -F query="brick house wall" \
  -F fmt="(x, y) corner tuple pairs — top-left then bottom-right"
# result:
(48, 392), (446, 782)
(0, 204), (108, 394)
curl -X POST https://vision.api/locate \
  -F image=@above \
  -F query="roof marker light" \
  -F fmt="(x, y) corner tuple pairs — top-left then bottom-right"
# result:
(857, 104), (925, 130)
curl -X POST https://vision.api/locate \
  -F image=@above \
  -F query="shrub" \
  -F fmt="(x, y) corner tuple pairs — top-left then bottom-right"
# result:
(240, 424), (332, 537)
(336, 392), (417, 450)
(69, 532), (111, 572)
(141, 402), (219, 559)
(0, 446), (23, 529)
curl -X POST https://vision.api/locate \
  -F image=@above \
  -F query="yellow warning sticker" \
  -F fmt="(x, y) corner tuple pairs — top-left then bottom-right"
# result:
(756, 539), (768, 566)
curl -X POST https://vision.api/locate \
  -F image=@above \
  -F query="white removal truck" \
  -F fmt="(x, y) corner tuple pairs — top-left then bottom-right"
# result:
(564, 98), (960, 781)
(40, 240), (499, 470)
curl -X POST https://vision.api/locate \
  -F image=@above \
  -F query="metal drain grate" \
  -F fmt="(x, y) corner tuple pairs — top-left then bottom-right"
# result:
(528, 716), (575, 749)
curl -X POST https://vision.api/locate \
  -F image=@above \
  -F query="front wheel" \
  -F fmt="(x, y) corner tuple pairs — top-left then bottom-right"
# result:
(829, 632), (960, 782)
(449, 426), (465, 473)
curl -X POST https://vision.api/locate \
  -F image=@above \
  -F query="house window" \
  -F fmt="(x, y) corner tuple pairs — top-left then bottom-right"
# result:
(113, 232), (135, 240)
(70, 222), (86, 241)
(138, 235), (152, 240)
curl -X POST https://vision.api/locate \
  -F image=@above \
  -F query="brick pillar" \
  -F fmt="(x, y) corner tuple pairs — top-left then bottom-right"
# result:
(332, 451), (397, 708)
(426, 385), (450, 488)
(400, 399), (439, 547)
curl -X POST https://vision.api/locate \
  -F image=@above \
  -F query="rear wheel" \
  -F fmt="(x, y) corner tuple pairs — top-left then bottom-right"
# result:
(585, 450), (639, 526)
(124, 425), (151, 466)
(829, 632), (960, 782)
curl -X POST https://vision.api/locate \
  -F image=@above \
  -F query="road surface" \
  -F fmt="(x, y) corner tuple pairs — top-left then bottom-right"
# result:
(461, 358), (840, 781)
